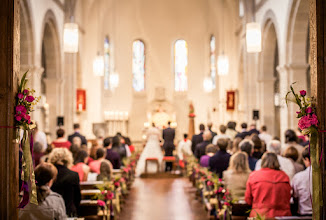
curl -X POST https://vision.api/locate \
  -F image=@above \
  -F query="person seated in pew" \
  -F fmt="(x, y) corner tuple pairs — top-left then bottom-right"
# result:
(223, 152), (251, 201)
(49, 148), (81, 217)
(199, 144), (217, 167)
(89, 148), (107, 174)
(209, 138), (231, 178)
(71, 150), (90, 182)
(19, 163), (67, 219)
(104, 137), (121, 169)
(292, 146), (312, 216)
(97, 160), (113, 181)
(245, 152), (291, 218)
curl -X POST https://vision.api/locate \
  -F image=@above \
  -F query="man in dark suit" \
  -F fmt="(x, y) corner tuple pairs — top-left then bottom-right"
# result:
(207, 122), (217, 141)
(235, 122), (250, 139)
(191, 124), (205, 153)
(195, 130), (212, 159)
(68, 123), (87, 145)
(209, 138), (231, 178)
(248, 123), (260, 135)
(163, 121), (175, 171)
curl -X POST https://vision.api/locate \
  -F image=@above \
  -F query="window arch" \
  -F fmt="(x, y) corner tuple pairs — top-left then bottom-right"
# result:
(174, 39), (188, 92)
(132, 40), (145, 92)
(210, 35), (216, 88)
(104, 36), (110, 90)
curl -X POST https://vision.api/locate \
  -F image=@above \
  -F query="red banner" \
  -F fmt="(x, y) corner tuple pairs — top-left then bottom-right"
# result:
(76, 89), (86, 111)
(226, 91), (235, 111)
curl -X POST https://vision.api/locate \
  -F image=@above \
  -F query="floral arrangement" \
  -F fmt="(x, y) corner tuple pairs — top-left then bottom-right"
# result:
(189, 101), (195, 118)
(17, 71), (41, 208)
(286, 83), (322, 219)
(94, 181), (116, 219)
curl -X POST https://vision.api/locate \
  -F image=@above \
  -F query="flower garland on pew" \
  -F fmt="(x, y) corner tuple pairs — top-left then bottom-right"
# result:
(16, 71), (41, 208)
(94, 181), (115, 219)
(185, 156), (234, 220)
(286, 83), (323, 219)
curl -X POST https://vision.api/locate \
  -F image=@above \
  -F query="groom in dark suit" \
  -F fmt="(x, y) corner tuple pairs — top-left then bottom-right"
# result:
(163, 121), (175, 171)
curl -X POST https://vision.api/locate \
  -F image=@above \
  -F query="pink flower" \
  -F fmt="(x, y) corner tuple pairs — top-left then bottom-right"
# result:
(298, 114), (319, 130)
(97, 200), (106, 207)
(224, 202), (231, 206)
(300, 90), (306, 96)
(218, 187), (223, 193)
(18, 93), (24, 99)
(105, 192), (114, 200)
(218, 178), (222, 182)
(23, 114), (30, 121)
(16, 105), (27, 114)
(207, 181), (213, 186)
(25, 95), (34, 102)
(296, 111), (301, 114)
(23, 89), (29, 95)
(114, 181), (120, 187)
(15, 114), (22, 121)
(306, 107), (313, 114)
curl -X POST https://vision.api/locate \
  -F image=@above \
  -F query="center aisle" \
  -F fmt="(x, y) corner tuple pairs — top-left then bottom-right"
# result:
(119, 177), (209, 220)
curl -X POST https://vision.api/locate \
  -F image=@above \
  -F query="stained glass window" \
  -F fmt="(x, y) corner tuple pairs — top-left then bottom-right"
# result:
(210, 36), (216, 88)
(104, 36), (110, 90)
(132, 40), (145, 92)
(174, 40), (188, 92)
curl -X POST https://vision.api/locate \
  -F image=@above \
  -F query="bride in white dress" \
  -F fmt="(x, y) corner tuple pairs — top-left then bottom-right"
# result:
(135, 124), (163, 176)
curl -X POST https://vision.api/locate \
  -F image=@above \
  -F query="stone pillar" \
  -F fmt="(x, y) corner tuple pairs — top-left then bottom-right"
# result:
(0, 0), (19, 218)
(44, 78), (60, 139)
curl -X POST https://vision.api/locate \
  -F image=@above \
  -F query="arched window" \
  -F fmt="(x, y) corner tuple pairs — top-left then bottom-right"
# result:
(210, 36), (216, 88)
(174, 39), (188, 92)
(132, 40), (145, 92)
(104, 36), (110, 90)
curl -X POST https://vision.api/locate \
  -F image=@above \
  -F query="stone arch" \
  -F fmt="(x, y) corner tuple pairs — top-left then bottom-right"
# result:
(286, 0), (309, 92)
(40, 10), (62, 137)
(259, 19), (280, 137)
(20, 0), (34, 73)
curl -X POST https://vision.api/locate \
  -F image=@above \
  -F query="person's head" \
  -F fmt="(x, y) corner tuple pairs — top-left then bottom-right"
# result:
(44, 145), (53, 155)
(112, 136), (121, 147)
(217, 138), (228, 151)
(56, 128), (65, 138)
(72, 136), (82, 147)
(116, 132), (122, 137)
(249, 123), (256, 130)
(241, 123), (247, 129)
(73, 123), (80, 130)
(96, 148), (106, 160)
(207, 122), (213, 130)
(285, 129), (298, 143)
(205, 144), (218, 155)
(35, 162), (58, 203)
(99, 160), (112, 180)
(284, 146), (299, 162)
(70, 144), (80, 158)
(203, 130), (212, 141)
(228, 152), (251, 173)
(199, 124), (205, 132)
(152, 123), (155, 127)
(167, 121), (171, 126)
(302, 146), (311, 167)
(34, 142), (43, 153)
(261, 152), (280, 170)
(74, 150), (88, 164)
(232, 137), (243, 153)
(251, 134), (262, 150)
(90, 143), (99, 159)
(261, 125), (267, 132)
(240, 139), (254, 157)
(103, 137), (112, 148)
(267, 140), (282, 155)
(219, 125), (227, 134)
(183, 133), (188, 139)
(125, 137), (132, 146)
(227, 121), (233, 129)
(48, 148), (73, 168)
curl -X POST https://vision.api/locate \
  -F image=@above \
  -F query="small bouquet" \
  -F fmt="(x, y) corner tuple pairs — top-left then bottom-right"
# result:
(17, 71), (41, 208)
(189, 102), (195, 118)
(94, 181), (116, 219)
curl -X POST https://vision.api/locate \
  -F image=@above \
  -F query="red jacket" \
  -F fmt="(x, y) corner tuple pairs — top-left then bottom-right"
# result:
(245, 168), (291, 218)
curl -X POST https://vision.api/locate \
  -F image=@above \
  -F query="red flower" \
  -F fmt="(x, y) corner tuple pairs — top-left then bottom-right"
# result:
(207, 181), (214, 186)
(97, 200), (106, 207)
(224, 202), (231, 206)
(18, 93), (24, 99)
(23, 89), (29, 95)
(306, 107), (313, 114)
(16, 105), (27, 114)
(105, 192), (114, 200)
(25, 95), (34, 102)
(114, 181), (120, 187)
(300, 90), (306, 96)
(15, 114), (22, 121)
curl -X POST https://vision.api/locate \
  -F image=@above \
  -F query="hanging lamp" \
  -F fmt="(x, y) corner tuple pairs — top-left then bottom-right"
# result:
(93, 52), (104, 76)
(217, 53), (229, 76)
(246, 22), (262, 53)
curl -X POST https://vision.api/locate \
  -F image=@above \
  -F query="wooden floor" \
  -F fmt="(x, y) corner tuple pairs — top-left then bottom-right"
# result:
(119, 177), (209, 220)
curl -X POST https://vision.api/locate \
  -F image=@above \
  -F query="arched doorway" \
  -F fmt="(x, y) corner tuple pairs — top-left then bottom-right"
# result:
(260, 19), (280, 137)
(41, 11), (61, 139)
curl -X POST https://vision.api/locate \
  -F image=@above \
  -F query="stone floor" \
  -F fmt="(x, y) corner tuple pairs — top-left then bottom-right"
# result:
(119, 177), (209, 220)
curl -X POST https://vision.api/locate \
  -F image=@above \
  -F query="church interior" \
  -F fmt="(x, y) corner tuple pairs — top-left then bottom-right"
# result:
(1, 0), (326, 219)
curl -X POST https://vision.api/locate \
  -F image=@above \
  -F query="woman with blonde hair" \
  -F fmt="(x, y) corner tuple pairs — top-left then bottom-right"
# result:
(223, 152), (251, 200)
(49, 148), (81, 217)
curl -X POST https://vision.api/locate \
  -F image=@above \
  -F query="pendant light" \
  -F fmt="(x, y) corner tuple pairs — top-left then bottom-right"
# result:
(246, 22), (261, 53)
(203, 76), (213, 93)
(63, 1), (78, 53)
(92, 1), (104, 76)
(217, 0), (229, 76)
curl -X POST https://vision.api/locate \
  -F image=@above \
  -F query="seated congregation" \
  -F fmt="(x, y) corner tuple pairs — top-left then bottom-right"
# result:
(185, 122), (312, 219)
(19, 123), (137, 219)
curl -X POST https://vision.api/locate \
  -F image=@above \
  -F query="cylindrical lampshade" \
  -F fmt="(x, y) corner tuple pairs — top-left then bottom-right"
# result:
(110, 72), (119, 89)
(203, 76), (213, 92)
(217, 54), (229, 76)
(246, 22), (262, 53)
(93, 55), (104, 76)
(63, 23), (79, 53)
